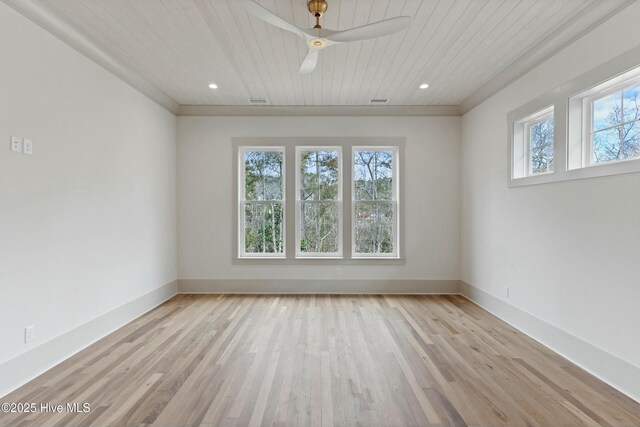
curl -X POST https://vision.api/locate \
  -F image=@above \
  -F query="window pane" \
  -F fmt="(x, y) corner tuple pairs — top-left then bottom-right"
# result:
(593, 91), (622, 132)
(299, 150), (339, 201)
(529, 116), (554, 174)
(354, 203), (394, 254)
(244, 203), (284, 254)
(299, 202), (339, 254)
(623, 83), (640, 124)
(622, 120), (640, 159)
(353, 151), (393, 201)
(244, 150), (283, 201)
(592, 127), (622, 164)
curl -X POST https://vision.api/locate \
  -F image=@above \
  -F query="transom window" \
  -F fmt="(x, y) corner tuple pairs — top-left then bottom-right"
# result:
(588, 82), (640, 164)
(239, 147), (285, 258)
(512, 106), (555, 179)
(528, 113), (554, 175)
(509, 58), (640, 186)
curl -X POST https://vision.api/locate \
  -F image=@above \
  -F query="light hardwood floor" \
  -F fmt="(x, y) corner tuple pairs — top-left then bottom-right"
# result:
(1, 294), (639, 427)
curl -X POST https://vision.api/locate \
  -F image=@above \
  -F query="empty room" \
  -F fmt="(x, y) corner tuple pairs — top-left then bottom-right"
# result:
(1, 0), (640, 426)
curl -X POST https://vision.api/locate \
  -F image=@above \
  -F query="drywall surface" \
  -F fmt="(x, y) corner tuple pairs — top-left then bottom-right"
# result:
(461, 1), (640, 397)
(178, 116), (461, 285)
(0, 1), (177, 392)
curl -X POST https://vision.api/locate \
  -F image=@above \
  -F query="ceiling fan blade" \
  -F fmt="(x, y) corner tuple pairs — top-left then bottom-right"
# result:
(326, 16), (411, 43)
(299, 49), (319, 74)
(243, 0), (307, 39)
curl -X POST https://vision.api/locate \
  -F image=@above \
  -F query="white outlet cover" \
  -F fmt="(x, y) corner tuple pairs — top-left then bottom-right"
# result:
(11, 136), (22, 152)
(23, 139), (33, 155)
(25, 325), (35, 343)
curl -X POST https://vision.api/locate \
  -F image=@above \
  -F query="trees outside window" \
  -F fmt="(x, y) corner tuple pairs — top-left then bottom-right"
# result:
(240, 148), (285, 257)
(591, 83), (640, 164)
(529, 115), (554, 174)
(512, 106), (555, 180)
(296, 148), (342, 257)
(352, 148), (398, 257)
(238, 144), (400, 259)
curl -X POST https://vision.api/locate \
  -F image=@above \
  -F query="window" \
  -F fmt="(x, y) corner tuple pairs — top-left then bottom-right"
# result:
(512, 106), (555, 179)
(569, 65), (640, 171)
(295, 147), (342, 258)
(508, 57), (640, 187)
(352, 147), (398, 258)
(587, 83), (640, 164)
(236, 139), (402, 260)
(239, 147), (285, 257)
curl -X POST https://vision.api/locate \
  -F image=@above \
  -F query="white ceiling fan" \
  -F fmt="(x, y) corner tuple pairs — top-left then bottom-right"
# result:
(243, 0), (412, 74)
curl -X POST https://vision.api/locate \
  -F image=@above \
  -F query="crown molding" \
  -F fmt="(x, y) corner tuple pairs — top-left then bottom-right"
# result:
(1, 0), (179, 114)
(458, 0), (635, 115)
(177, 105), (460, 117)
(4, 0), (632, 118)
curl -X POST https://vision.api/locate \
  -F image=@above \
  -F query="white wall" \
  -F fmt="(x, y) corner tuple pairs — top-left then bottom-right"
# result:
(461, 2), (640, 399)
(178, 116), (460, 285)
(0, 2), (177, 394)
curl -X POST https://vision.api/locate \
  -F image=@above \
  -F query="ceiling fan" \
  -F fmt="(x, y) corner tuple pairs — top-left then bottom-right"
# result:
(243, 0), (412, 74)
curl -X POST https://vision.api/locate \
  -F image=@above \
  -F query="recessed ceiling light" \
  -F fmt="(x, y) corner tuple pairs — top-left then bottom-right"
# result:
(419, 83), (429, 89)
(208, 83), (218, 89)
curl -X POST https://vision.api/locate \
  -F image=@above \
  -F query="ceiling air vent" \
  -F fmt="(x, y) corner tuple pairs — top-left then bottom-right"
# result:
(369, 98), (389, 105)
(248, 98), (269, 105)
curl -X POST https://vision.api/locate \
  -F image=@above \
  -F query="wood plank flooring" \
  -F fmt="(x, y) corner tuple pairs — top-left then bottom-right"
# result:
(1, 294), (639, 427)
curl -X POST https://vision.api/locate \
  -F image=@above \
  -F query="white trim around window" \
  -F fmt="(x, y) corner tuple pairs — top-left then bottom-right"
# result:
(512, 106), (555, 180)
(508, 45), (640, 188)
(569, 67), (640, 169)
(233, 138), (405, 262)
(295, 146), (343, 259)
(351, 146), (400, 259)
(238, 146), (286, 258)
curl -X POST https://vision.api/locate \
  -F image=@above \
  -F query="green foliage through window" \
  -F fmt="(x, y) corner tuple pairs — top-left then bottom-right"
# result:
(298, 149), (340, 254)
(242, 149), (284, 255)
(353, 149), (395, 255)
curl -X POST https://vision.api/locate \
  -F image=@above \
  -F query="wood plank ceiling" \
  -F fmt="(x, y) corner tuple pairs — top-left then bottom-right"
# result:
(44, 0), (630, 107)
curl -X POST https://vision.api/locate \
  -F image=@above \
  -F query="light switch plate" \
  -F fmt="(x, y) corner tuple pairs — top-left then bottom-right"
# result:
(23, 139), (33, 155)
(11, 136), (22, 152)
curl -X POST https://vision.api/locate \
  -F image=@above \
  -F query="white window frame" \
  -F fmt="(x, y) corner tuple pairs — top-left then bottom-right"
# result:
(581, 77), (640, 167)
(351, 146), (399, 259)
(508, 48), (640, 188)
(512, 106), (555, 179)
(295, 146), (343, 259)
(569, 64), (640, 171)
(238, 146), (286, 258)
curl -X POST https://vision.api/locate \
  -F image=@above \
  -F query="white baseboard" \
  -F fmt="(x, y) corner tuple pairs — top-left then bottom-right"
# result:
(0, 280), (178, 399)
(178, 279), (460, 294)
(460, 280), (640, 404)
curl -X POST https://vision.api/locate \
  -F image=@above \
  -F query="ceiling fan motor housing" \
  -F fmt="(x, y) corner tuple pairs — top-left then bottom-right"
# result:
(307, 0), (328, 17)
(308, 0), (328, 28)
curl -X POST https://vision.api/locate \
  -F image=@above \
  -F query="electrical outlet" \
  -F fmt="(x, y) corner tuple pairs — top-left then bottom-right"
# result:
(23, 139), (33, 155)
(11, 136), (22, 152)
(335, 267), (342, 277)
(25, 325), (35, 343)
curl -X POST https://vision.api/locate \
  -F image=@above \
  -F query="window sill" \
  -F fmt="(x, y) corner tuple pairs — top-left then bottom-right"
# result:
(233, 257), (406, 265)
(509, 157), (640, 187)
(237, 256), (287, 260)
